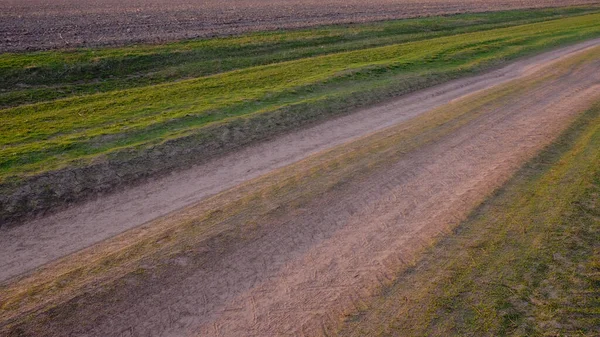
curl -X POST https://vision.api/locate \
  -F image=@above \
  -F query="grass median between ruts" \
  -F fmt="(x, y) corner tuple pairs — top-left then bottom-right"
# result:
(335, 103), (600, 336)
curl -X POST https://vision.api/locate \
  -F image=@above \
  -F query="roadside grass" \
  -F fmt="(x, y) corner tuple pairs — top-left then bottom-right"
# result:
(1, 7), (597, 107)
(3, 12), (600, 185)
(1, 47), (597, 335)
(334, 103), (600, 336)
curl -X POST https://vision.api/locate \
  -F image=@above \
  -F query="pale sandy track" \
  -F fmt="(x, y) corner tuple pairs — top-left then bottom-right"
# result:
(1, 39), (600, 284)
(8, 40), (600, 337)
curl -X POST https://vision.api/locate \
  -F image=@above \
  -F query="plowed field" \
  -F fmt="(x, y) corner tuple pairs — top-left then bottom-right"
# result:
(2, 0), (599, 52)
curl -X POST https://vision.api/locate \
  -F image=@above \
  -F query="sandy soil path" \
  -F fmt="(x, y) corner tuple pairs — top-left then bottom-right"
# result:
(2, 39), (600, 284)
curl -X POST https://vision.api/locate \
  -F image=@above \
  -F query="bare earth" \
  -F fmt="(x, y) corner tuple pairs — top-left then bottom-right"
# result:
(2, 40), (600, 336)
(1, 0), (599, 52)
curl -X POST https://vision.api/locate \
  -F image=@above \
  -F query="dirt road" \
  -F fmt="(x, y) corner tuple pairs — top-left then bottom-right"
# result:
(2, 41), (600, 336)
(2, 0), (599, 52)
(2, 39), (599, 284)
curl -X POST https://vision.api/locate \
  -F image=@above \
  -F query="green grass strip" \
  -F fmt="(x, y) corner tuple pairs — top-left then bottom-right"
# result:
(3, 12), (600, 183)
(1, 6), (597, 107)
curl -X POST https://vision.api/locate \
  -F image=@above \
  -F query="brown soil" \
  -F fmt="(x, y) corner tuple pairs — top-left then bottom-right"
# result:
(1, 0), (598, 52)
(1, 40), (600, 336)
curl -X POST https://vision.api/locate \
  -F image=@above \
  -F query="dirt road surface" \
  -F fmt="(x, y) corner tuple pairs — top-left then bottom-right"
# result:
(2, 0), (599, 52)
(2, 39), (600, 284)
(2, 40), (600, 336)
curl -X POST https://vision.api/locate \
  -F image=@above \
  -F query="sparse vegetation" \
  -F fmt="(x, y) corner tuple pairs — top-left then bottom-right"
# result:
(335, 102), (600, 336)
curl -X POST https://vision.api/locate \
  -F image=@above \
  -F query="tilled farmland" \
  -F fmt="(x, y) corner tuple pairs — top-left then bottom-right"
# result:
(2, 0), (599, 52)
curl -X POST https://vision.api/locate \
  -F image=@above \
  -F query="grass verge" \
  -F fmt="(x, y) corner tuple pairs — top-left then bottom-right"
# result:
(2, 7), (597, 107)
(334, 102), (600, 336)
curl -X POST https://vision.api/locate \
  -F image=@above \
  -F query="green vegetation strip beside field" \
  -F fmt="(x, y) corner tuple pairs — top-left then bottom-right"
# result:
(3, 10), (600, 184)
(1, 7), (597, 107)
(2, 48), (596, 334)
(335, 103), (600, 336)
